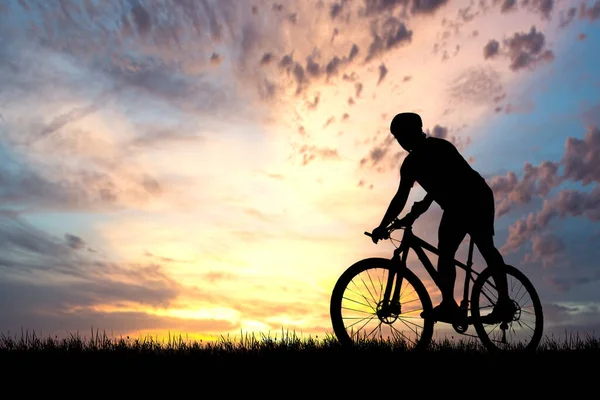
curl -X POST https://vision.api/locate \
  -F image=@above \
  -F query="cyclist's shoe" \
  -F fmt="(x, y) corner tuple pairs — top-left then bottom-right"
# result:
(480, 298), (517, 324)
(420, 300), (461, 323)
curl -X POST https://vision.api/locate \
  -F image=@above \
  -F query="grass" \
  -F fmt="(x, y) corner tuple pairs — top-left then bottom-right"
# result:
(2, 329), (598, 393)
(2, 328), (598, 354)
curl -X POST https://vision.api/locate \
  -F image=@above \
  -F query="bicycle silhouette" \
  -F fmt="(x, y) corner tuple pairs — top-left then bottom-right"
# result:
(330, 216), (544, 352)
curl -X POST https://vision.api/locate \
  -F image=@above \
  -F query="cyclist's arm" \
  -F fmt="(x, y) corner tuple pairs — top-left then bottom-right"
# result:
(410, 193), (434, 217)
(378, 177), (412, 229)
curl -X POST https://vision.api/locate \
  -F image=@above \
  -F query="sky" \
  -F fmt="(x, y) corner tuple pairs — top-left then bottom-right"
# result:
(0, 0), (599, 342)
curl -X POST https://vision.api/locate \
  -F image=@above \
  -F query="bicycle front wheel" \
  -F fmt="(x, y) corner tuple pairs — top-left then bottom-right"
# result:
(330, 257), (434, 350)
(471, 265), (544, 352)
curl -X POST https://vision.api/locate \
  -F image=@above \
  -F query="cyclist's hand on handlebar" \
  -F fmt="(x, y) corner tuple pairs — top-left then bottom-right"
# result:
(394, 213), (417, 228)
(370, 225), (389, 244)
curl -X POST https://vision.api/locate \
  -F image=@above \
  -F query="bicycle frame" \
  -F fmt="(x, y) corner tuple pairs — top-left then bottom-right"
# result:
(382, 226), (491, 320)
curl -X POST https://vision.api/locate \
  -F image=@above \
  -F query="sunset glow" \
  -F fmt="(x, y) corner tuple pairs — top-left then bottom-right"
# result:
(1, 0), (600, 341)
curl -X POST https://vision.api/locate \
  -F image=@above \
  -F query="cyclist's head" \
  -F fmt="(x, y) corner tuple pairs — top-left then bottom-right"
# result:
(390, 112), (426, 151)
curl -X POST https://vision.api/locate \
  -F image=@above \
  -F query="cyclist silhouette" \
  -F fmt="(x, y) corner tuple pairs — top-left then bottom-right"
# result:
(370, 112), (513, 323)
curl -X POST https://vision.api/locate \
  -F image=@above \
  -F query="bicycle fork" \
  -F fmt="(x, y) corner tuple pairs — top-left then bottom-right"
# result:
(380, 247), (408, 317)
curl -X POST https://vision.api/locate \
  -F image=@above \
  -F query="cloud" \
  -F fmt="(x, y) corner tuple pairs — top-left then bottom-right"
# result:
(488, 126), (600, 263)
(411, 0), (449, 15)
(295, 145), (340, 166)
(427, 124), (470, 150)
(0, 211), (180, 308)
(260, 52), (274, 65)
(504, 26), (554, 71)
(494, 0), (554, 18)
(489, 160), (561, 216)
(562, 126), (600, 186)
(210, 52), (222, 66)
(497, 128), (600, 257)
(355, 82), (364, 97)
(448, 65), (504, 105)
(558, 6), (577, 28)
(457, 2), (479, 21)
(496, 0), (517, 13)
(365, 17), (413, 62)
(0, 0), (457, 120)
(482, 26), (554, 72)
(502, 185), (600, 254)
(360, 134), (406, 172)
(0, 138), (164, 213)
(323, 44), (361, 80)
(522, 233), (565, 267)
(330, 0), (353, 20)
(0, 279), (237, 336)
(545, 273), (600, 293)
(542, 302), (600, 335)
(523, 0), (555, 19)
(377, 63), (388, 84)
(538, 186), (600, 224)
(483, 39), (500, 59)
(0, 204), (339, 337)
(129, 127), (204, 149)
(0, 210), (252, 336)
(361, 0), (410, 17)
(64, 233), (86, 250)
(579, 1), (600, 21)
(0, 1), (273, 113)
(431, 125), (448, 138)
(0, 4), (249, 213)
(504, 101), (535, 114)
(581, 103), (600, 127)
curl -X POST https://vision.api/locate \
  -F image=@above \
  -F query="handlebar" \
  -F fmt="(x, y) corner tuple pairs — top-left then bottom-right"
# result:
(364, 216), (415, 239)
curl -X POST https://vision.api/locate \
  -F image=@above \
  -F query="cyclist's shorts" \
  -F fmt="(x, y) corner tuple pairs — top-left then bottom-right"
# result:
(444, 187), (496, 237)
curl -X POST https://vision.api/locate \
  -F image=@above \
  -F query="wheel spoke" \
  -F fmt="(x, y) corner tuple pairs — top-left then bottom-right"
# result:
(332, 263), (433, 350)
(400, 298), (421, 306)
(349, 281), (376, 311)
(470, 267), (542, 352)
(345, 315), (376, 329)
(400, 287), (417, 302)
(364, 321), (383, 340)
(351, 315), (377, 338)
(519, 319), (536, 332)
(341, 306), (373, 314)
(358, 274), (378, 307)
(401, 307), (424, 315)
(517, 285), (529, 304)
(390, 324), (416, 345)
(365, 269), (381, 302)
(398, 277), (408, 300)
(342, 296), (371, 308)
(399, 317), (424, 331)
(352, 277), (377, 307)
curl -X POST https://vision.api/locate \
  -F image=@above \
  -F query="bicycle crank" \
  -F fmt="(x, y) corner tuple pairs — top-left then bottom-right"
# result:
(452, 321), (468, 334)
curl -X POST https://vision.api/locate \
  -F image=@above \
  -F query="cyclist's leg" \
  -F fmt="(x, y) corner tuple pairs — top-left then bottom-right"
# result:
(437, 210), (467, 305)
(472, 234), (509, 302)
(420, 210), (466, 321)
(469, 190), (509, 303)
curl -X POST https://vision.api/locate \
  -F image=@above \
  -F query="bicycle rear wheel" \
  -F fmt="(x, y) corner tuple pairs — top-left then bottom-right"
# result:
(471, 265), (543, 352)
(330, 258), (434, 350)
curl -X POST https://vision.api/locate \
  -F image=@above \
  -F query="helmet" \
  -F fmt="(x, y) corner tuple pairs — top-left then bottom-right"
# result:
(390, 112), (422, 135)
